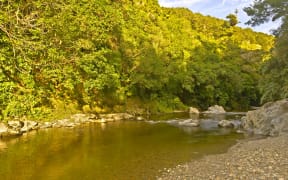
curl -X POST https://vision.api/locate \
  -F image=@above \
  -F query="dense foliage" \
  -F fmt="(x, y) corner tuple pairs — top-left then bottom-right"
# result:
(0, 0), (273, 120)
(244, 0), (288, 103)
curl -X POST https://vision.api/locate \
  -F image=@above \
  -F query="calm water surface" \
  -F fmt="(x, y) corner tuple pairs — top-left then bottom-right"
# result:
(0, 113), (244, 180)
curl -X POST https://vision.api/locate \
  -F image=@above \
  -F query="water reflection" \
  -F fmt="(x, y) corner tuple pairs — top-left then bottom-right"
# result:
(100, 122), (106, 130)
(0, 140), (7, 151)
(0, 113), (245, 180)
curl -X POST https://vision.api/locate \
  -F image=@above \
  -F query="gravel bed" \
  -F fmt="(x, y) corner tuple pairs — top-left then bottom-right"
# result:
(159, 134), (288, 180)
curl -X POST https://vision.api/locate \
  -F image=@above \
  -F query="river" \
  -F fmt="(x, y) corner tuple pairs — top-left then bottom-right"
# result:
(0, 113), (245, 180)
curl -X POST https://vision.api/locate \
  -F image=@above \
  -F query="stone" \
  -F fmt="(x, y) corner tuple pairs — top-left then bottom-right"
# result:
(94, 118), (107, 123)
(7, 120), (24, 130)
(99, 113), (134, 121)
(0, 123), (22, 137)
(189, 107), (200, 114)
(70, 114), (90, 123)
(122, 113), (135, 120)
(242, 99), (288, 136)
(136, 116), (145, 121)
(21, 121), (38, 133)
(53, 119), (76, 128)
(39, 122), (52, 129)
(166, 120), (179, 125)
(146, 120), (161, 124)
(88, 114), (97, 119)
(64, 122), (76, 128)
(178, 119), (200, 127)
(218, 120), (234, 128)
(203, 105), (226, 114)
(7, 129), (22, 136)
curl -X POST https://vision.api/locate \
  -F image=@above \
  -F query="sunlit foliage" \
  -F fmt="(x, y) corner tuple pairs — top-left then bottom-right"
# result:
(0, 0), (274, 120)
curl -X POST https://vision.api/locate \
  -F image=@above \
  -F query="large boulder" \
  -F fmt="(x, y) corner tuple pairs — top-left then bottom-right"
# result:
(242, 99), (288, 136)
(203, 105), (226, 114)
(189, 107), (200, 114)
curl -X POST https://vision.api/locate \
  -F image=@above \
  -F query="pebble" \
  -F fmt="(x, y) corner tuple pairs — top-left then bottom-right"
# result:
(159, 134), (288, 179)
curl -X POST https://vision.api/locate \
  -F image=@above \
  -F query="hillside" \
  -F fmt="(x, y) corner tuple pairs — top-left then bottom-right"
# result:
(0, 0), (274, 120)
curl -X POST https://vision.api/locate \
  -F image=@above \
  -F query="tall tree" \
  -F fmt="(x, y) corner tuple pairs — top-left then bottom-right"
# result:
(226, 14), (238, 26)
(244, 0), (288, 103)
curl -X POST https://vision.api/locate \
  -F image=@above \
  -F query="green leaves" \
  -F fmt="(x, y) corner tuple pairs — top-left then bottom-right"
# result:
(226, 14), (238, 26)
(0, 0), (275, 119)
(244, 0), (288, 103)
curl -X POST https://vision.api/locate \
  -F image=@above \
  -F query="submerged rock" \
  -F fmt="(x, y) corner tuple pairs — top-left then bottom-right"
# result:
(203, 105), (226, 114)
(242, 99), (288, 136)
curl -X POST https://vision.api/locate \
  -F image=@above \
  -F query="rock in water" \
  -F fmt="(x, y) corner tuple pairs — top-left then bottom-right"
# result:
(7, 120), (24, 130)
(204, 105), (226, 114)
(178, 119), (200, 127)
(242, 99), (288, 136)
(218, 120), (234, 128)
(189, 107), (200, 114)
(21, 121), (38, 132)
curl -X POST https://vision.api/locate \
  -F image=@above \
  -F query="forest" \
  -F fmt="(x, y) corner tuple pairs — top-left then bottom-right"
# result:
(0, 0), (281, 121)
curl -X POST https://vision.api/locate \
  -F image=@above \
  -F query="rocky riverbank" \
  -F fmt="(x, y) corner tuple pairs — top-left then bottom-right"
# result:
(0, 104), (233, 139)
(159, 99), (288, 179)
(159, 133), (288, 180)
(0, 113), (138, 138)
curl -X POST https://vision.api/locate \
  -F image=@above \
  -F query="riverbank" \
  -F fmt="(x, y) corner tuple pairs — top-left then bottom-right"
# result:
(0, 113), (138, 139)
(159, 134), (288, 179)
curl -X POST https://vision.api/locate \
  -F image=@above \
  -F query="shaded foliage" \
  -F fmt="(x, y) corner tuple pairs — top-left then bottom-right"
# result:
(244, 0), (288, 103)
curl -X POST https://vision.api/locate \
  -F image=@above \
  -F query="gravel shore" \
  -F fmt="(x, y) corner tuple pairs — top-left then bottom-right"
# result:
(159, 134), (288, 180)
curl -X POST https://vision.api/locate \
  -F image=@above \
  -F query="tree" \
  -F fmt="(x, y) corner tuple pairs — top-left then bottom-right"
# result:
(244, 0), (288, 103)
(226, 14), (238, 26)
(0, 0), (274, 120)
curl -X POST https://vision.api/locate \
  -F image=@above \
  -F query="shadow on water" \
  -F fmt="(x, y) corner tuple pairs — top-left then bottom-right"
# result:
(0, 113), (245, 180)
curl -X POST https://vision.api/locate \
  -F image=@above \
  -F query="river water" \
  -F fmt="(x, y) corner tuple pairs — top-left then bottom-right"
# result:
(0, 113), (245, 180)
